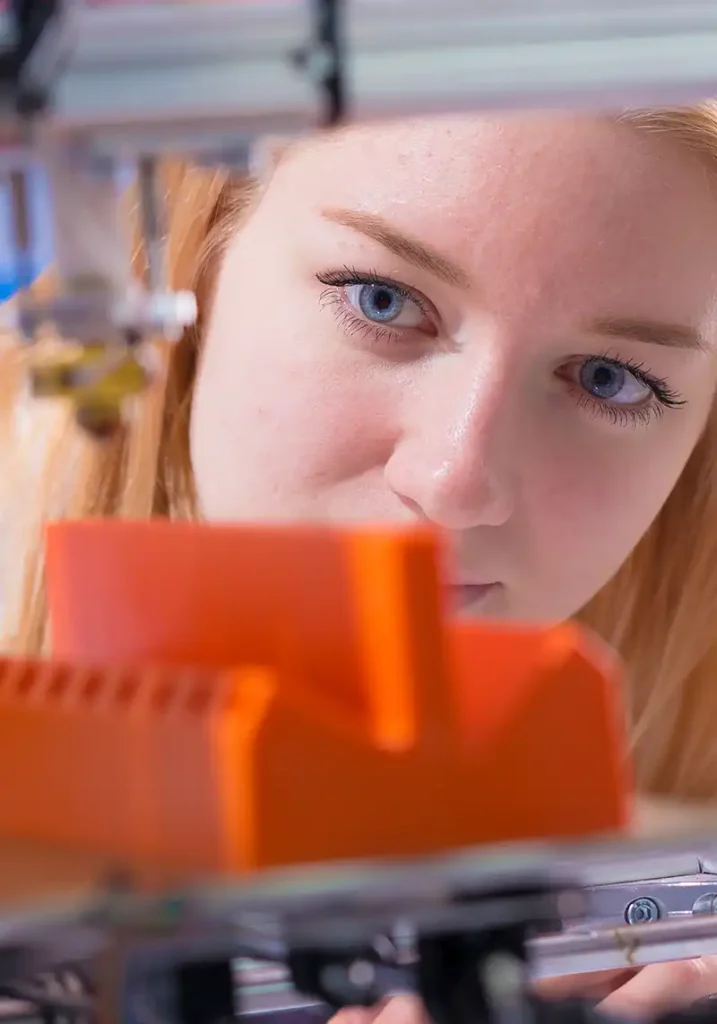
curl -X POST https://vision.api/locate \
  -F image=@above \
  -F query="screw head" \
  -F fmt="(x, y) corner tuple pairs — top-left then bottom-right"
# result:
(319, 959), (376, 1006)
(625, 897), (662, 924)
(692, 893), (717, 915)
(348, 961), (375, 989)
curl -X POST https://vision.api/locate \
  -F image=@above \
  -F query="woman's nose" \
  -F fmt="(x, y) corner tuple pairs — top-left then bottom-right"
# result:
(383, 376), (515, 532)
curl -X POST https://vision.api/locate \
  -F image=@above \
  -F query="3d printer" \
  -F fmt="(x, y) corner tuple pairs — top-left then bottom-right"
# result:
(3, 5), (717, 1024)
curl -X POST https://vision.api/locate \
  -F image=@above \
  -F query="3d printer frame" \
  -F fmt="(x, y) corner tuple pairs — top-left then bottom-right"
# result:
(4, 5), (717, 1024)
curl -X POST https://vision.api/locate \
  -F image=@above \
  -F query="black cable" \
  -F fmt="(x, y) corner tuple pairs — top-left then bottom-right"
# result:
(316, 0), (344, 125)
(10, 0), (60, 67)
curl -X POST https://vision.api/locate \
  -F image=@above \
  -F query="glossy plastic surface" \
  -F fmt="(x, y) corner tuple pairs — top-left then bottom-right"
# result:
(0, 521), (631, 878)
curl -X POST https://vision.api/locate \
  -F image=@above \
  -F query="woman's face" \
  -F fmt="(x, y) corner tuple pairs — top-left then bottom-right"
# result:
(190, 112), (717, 623)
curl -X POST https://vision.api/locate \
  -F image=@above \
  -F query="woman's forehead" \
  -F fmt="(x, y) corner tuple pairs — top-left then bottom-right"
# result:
(285, 113), (707, 218)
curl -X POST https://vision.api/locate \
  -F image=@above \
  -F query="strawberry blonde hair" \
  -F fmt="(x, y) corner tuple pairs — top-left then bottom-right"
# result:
(2, 108), (717, 805)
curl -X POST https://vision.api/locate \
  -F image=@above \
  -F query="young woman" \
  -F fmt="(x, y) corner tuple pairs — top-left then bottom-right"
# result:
(4, 104), (717, 1015)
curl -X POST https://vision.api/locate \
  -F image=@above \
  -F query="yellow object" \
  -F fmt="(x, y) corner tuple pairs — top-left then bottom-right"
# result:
(29, 344), (155, 437)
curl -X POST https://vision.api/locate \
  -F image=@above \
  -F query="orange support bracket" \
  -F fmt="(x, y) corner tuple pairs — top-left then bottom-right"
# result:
(0, 520), (632, 877)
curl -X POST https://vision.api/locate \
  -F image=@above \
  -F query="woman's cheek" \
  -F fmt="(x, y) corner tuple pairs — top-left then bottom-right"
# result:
(193, 329), (404, 520)
(515, 431), (683, 619)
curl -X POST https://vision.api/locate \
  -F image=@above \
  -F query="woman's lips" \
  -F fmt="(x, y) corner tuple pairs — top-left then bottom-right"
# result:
(447, 583), (501, 613)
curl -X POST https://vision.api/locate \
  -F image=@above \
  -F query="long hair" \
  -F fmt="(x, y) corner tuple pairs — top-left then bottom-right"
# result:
(3, 110), (717, 802)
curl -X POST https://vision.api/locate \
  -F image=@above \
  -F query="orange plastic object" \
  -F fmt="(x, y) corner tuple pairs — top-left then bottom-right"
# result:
(0, 520), (632, 876)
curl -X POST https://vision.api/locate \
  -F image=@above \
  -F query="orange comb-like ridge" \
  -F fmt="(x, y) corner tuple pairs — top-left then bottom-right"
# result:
(0, 520), (631, 877)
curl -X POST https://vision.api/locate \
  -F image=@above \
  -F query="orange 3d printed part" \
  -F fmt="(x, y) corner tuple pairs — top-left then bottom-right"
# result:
(0, 520), (630, 879)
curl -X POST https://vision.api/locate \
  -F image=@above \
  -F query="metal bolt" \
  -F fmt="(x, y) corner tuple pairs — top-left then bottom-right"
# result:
(292, 41), (336, 82)
(693, 893), (717, 915)
(482, 952), (525, 1009)
(320, 960), (375, 1003)
(321, 963), (346, 986)
(348, 961), (375, 989)
(625, 897), (662, 924)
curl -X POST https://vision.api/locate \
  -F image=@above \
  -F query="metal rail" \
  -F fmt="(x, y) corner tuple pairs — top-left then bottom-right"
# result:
(2, 0), (717, 156)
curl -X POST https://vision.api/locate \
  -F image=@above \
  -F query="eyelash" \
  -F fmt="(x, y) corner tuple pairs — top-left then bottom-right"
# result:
(316, 268), (686, 427)
(569, 353), (685, 428)
(317, 266), (435, 341)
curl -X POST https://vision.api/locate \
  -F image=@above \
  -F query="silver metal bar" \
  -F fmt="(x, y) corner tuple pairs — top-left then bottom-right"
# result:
(189, 834), (717, 920)
(4, 838), (717, 1011)
(31, 1), (316, 137)
(581, 876), (717, 928)
(533, 914), (717, 979)
(232, 913), (717, 1012)
(347, 0), (717, 116)
(7, 169), (33, 290)
(5, 899), (717, 1013)
(2, 0), (717, 161)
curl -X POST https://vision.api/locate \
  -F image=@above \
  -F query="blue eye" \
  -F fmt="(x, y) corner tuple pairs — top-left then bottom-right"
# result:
(579, 357), (651, 405)
(345, 282), (424, 328)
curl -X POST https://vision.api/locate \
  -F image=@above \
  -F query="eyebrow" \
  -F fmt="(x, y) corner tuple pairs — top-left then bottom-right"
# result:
(321, 207), (471, 288)
(587, 317), (706, 352)
(321, 207), (706, 351)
